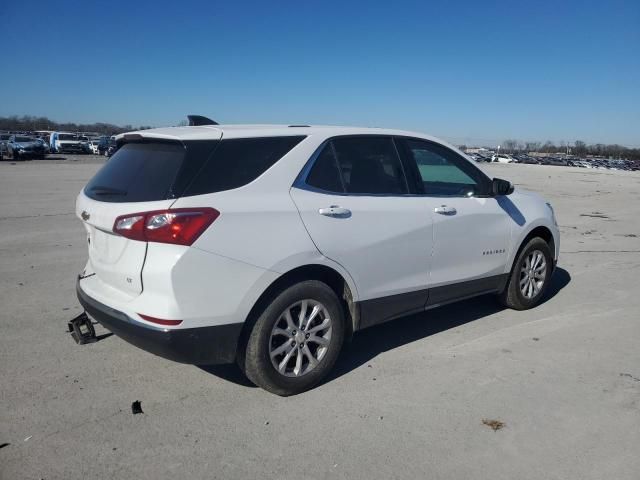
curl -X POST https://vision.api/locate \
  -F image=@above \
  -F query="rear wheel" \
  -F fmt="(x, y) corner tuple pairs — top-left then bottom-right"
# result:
(240, 280), (345, 396)
(499, 237), (553, 310)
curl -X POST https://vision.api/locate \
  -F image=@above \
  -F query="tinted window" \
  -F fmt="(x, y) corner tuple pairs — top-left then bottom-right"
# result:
(185, 136), (305, 196)
(306, 144), (343, 192)
(84, 143), (187, 202)
(331, 137), (407, 194)
(402, 139), (488, 196)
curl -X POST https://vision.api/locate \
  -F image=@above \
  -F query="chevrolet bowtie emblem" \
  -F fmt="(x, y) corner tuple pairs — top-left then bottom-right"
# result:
(81, 211), (90, 221)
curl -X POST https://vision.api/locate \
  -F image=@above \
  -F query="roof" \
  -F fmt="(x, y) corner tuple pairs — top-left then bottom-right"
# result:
(116, 124), (448, 145)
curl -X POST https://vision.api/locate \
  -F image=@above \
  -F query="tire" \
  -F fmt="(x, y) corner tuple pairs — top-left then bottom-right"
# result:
(240, 280), (345, 396)
(499, 237), (553, 310)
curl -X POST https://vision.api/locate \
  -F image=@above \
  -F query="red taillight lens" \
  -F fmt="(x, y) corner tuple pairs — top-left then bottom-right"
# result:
(138, 313), (182, 326)
(113, 208), (219, 245)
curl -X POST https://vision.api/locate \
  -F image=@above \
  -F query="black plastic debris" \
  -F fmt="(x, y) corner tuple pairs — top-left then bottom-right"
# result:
(68, 312), (96, 345)
(131, 401), (144, 415)
(0, 443), (9, 449)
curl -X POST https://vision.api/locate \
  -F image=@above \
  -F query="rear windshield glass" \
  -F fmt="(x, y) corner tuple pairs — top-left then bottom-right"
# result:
(184, 136), (306, 196)
(84, 143), (186, 202)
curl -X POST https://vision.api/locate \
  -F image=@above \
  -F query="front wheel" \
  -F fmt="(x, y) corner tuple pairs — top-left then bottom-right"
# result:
(240, 280), (345, 396)
(499, 237), (553, 310)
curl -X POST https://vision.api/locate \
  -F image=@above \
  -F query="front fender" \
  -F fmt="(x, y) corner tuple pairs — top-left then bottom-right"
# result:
(504, 189), (560, 271)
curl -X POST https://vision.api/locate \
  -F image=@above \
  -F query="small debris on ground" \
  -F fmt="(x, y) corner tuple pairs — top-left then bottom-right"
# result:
(131, 401), (144, 414)
(0, 443), (10, 449)
(482, 419), (505, 431)
(532, 337), (540, 341)
(24, 436), (32, 442)
(379, 416), (384, 420)
(264, 421), (269, 425)
(620, 373), (640, 382)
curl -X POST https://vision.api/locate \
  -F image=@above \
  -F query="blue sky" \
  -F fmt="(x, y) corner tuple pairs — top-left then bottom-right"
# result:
(1, 0), (638, 146)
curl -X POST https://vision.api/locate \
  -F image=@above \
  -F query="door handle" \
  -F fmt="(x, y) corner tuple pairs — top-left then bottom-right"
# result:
(319, 206), (351, 217)
(434, 205), (457, 215)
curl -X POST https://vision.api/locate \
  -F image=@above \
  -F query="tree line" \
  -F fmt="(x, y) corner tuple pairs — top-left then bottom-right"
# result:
(493, 139), (640, 161)
(0, 115), (154, 135)
(3, 115), (638, 161)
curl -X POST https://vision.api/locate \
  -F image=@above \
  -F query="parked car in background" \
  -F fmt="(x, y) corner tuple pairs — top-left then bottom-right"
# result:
(0, 133), (11, 160)
(105, 137), (117, 156)
(76, 123), (560, 395)
(95, 137), (109, 155)
(36, 137), (50, 155)
(491, 154), (515, 163)
(50, 132), (90, 154)
(3, 135), (48, 160)
(515, 155), (540, 165)
(87, 138), (102, 154)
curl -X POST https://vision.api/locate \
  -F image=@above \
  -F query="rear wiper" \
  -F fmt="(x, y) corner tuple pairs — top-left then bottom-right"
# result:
(89, 186), (127, 196)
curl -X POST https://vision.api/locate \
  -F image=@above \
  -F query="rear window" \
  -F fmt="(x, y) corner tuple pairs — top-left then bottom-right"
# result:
(184, 136), (305, 196)
(84, 143), (187, 202)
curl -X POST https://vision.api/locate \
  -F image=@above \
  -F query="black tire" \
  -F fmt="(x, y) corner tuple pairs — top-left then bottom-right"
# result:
(240, 280), (345, 396)
(499, 237), (553, 310)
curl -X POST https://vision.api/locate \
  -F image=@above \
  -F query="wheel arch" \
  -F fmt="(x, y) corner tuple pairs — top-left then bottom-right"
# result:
(236, 264), (358, 363)
(510, 225), (556, 274)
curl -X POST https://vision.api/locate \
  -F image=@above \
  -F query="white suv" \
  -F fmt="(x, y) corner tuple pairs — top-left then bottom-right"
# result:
(76, 124), (559, 395)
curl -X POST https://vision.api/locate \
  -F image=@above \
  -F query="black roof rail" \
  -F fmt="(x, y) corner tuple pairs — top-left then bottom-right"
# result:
(288, 125), (310, 127)
(187, 115), (219, 126)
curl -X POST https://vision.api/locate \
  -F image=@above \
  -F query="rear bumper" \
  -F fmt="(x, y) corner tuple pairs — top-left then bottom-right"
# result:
(76, 280), (243, 365)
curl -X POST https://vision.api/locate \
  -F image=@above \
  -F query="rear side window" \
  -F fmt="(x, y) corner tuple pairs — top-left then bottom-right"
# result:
(306, 144), (343, 192)
(307, 137), (408, 195)
(185, 136), (306, 196)
(84, 143), (187, 202)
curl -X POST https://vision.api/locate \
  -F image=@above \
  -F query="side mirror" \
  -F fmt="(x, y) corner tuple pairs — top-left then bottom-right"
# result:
(492, 177), (514, 196)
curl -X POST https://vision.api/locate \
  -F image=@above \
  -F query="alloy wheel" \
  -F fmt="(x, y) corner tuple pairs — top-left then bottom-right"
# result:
(519, 249), (547, 299)
(269, 300), (332, 377)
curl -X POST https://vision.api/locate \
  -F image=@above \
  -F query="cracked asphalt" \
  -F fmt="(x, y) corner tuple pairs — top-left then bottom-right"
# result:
(1, 157), (639, 479)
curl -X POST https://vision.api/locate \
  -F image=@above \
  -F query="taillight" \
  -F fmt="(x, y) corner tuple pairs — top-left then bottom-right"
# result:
(113, 208), (219, 245)
(138, 313), (182, 326)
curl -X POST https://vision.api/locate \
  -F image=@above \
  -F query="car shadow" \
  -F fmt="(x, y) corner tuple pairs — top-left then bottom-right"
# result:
(198, 364), (257, 388)
(327, 266), (570, 383)
(198, 267), (570, 390)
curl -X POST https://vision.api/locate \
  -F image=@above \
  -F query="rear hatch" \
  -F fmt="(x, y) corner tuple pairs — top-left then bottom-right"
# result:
(76, 137), (220, 297)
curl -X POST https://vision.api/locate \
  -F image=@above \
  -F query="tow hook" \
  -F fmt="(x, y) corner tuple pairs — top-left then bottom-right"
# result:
(68, 312), (97, 344)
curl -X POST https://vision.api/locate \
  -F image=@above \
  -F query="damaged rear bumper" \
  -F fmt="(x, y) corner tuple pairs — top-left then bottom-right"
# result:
(76, 280), (243, 365)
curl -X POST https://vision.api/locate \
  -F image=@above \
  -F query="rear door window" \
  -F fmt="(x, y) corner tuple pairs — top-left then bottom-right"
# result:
(184, 136), (305, 196)
(331, 137), (408, 195)
(84, 142), (188, 202)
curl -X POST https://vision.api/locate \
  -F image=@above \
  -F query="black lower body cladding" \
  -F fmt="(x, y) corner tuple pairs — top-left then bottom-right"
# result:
(76, 280), (243, 365)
